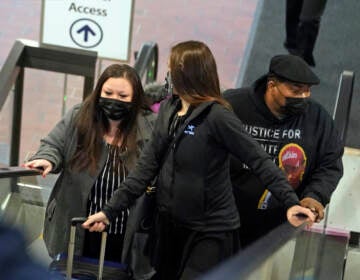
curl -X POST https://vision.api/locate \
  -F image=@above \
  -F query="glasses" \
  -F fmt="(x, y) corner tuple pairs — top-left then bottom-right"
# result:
(276, 83), (310, 97)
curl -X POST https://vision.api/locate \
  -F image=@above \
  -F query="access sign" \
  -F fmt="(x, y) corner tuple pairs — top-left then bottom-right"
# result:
(41, 0), (133, 61)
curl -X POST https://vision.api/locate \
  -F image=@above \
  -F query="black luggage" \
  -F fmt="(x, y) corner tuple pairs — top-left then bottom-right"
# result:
(49, 217), (131, 280)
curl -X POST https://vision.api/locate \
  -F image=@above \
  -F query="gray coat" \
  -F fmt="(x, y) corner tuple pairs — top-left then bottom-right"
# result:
(31, 104), (156, 278)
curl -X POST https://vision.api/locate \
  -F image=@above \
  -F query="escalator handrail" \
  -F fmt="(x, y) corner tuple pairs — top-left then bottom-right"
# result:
(0, 165), (40, 179)
(133, 41), (158, 83)
(0, 40), (25, 111)
(0, 39), (97, 112)
(198, 222), (307, 280)
(333, 70), (355, 142)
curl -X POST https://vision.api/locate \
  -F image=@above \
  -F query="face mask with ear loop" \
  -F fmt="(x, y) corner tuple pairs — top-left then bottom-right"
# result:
(276, 84), (309, 117)
(98, 97), (133, 121)
(281, 97), (309, 116)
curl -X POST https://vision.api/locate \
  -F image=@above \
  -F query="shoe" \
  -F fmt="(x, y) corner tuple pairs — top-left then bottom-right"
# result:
(284, 42), (316, 67)
(283, 41), (299, 56)
(302, 53), (316, 67)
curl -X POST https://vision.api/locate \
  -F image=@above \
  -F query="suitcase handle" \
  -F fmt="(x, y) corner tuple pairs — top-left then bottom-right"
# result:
(71, 217), (109, 229)
(71, 217), (87, 226)
(66, 217), (108, 280)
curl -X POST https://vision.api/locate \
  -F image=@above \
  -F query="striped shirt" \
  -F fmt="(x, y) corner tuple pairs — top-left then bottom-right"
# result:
(88, 144), (129, 234)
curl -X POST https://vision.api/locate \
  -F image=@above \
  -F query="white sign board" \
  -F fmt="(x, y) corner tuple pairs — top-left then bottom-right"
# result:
(41, 0), (133, 61)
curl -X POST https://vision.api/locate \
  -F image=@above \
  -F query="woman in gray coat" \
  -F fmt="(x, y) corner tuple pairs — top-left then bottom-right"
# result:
(24, 64), (156, 275)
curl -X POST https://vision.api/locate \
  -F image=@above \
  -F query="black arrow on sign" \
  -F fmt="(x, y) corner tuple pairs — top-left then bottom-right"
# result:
(77, 25), (96, 42)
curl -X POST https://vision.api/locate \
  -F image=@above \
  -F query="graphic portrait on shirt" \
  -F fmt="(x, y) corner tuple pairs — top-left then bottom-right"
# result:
(278, 143), (307, 189)
(258, 143), (307, 210)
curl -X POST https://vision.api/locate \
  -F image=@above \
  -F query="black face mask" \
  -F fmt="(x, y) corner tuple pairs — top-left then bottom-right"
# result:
(98, 97), (133, 121)
(281, 97), (309, 116)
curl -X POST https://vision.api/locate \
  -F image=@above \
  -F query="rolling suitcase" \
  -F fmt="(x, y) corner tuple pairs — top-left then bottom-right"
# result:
(49, 217), (131, 280)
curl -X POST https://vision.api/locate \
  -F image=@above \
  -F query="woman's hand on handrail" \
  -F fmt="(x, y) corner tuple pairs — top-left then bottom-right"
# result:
(287, 205), (316, 227)
(23, 159), (52, 177)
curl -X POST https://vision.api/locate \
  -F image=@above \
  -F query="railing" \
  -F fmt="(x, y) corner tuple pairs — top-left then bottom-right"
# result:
(198, 222), (306, 280)
(134, 41), (158, 85)
(333, 71), (355, 142)
(0, 39), (97, 166)
(0, 39), (97, 111)
(0, 164), (39, 179)
(199, 221), (350, 280)
(327, 70), (358, 249)
(0, 165), (49, 246)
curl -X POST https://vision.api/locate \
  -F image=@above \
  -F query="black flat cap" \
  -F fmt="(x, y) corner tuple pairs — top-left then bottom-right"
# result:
(269, 54), (320, 85)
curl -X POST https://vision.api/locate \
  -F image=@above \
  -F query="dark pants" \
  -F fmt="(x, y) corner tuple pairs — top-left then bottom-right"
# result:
(239, 208), (287, 248)
(232, 186), (287, 248)
(285, 0), (327, 66)
(151, 212), (240, 280)
(83, 230), (124, 263)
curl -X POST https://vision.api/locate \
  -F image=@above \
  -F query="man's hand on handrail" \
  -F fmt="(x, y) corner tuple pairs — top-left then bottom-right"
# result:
(300, 197), (324, 222)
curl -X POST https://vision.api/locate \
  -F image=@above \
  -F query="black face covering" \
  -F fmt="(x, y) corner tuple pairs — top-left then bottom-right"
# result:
(98, 97), (133, 121)
(281, 97), (309, 116)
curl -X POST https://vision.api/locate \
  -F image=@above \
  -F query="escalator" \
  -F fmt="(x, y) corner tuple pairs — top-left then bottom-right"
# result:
(0, 39), (359, 279)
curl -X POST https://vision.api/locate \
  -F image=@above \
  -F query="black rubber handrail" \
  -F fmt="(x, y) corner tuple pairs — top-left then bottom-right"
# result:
(0, 39), (97, 165)
(0, 165), (40, 178)
(0, 39), (97, 111)
(199, 222), (307, 280)
(0, 40), (25, 111)
(332, 70), (355, 142)
(133, 41), (158, 84)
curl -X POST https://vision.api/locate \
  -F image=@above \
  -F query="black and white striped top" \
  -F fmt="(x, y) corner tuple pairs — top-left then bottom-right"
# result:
(88, 144), (129, 235)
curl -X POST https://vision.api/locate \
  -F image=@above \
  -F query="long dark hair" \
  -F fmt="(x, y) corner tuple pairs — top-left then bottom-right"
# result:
(169, 40), (230, 108)
(70, 64), (147, 173)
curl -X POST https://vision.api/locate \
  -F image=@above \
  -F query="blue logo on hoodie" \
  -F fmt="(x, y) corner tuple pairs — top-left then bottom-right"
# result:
(184, 124), (195, 135)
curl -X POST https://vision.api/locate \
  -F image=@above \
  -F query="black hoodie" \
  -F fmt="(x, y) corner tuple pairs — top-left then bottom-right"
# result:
(224, 76), (344, 211)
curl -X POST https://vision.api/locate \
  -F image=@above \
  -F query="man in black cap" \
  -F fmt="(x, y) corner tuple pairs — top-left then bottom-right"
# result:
(223, 54), (344, 247)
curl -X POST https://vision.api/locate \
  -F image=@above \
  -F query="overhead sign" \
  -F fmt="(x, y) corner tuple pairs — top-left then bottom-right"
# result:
(41, 0), (133, 61)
